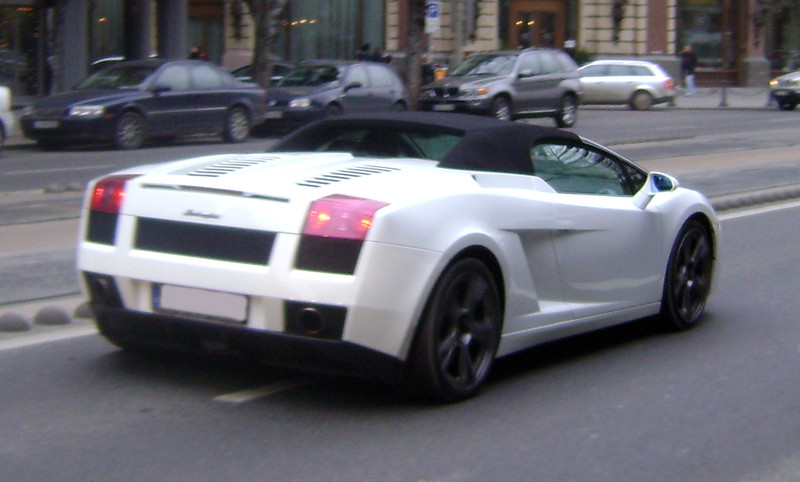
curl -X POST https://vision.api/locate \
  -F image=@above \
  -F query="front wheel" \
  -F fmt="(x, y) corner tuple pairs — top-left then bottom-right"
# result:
(554, 95), (578, 127)
(489, 97), (512, 121)
(223, 106), (251, 143)
(660, 219), (714, 330)
(777, 100), (797, 111)
(406, 258), (502, 403)
(113, 111), (145, 150)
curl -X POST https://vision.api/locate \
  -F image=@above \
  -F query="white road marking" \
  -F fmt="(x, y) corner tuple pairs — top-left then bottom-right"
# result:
(0, 324), (98, 351)
(718, 198), (800, 221)
(213, 378), (315, 403)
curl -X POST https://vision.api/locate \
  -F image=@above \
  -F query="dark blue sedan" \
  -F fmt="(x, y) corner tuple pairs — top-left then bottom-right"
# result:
(21, 59), (267, 149)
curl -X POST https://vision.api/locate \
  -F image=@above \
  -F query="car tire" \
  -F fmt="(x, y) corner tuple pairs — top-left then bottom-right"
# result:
(630, 90), (654, 110)
(391, 101), (407, 112)
(223, 106), (251, 143)
(660, 219), (714, 331)
(406, 257), (502, 403)
(489, 97), (512, 121)
(113, 111), (145, 150)
(777, 100), (797, 111)
(554, 94), (578, 127)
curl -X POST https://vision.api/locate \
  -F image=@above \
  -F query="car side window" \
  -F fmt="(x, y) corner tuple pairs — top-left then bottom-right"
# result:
(631, 65), (651, 76)
(191, 64), (226, 89)
(537, 52), (561, 74)
(530, 141), (634, 196)
(155, 65), (191, 91)
(580, 65), (607, 77)
(346, 65), (370, 88)
(518, 53), (543, 76)
(367, 65), (394, 87)
(607, 64), (632, 76)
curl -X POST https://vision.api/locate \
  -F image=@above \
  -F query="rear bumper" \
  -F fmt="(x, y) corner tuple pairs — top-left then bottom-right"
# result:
(90, 303), (406, 384)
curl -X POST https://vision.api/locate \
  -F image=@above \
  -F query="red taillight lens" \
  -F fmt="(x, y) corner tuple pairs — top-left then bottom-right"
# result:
(90, 175), (138, 214)
(303, 194), (389, 241)
(665, 78), (675, 90)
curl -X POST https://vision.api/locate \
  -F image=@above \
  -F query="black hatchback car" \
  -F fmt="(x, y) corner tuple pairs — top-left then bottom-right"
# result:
(418, 48), (582, 127)
(22, 59), (267, 149)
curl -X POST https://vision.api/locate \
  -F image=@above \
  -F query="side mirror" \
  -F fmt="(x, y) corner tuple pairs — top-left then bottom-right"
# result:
(152, 84), (171, 94)
(344, 82), (362, 92)
(632, 172), (679, 210)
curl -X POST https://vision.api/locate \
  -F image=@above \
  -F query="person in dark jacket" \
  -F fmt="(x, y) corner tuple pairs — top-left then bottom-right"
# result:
(680, 44), (698, 96)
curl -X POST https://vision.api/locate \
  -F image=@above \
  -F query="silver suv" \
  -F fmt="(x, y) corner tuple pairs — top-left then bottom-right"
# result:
(418, 48), (582, 127)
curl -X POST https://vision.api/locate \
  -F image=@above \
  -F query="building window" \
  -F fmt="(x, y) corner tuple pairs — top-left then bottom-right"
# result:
(677, 0), (722, 68)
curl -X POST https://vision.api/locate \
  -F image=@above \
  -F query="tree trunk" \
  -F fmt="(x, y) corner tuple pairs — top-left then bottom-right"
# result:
(245, 0), (289, 88)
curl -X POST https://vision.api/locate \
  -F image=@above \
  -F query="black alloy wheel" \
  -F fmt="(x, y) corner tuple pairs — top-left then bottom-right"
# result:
(661, 219), (714, 330)
(407, 257), (502, 403)
(223, 106), (251, 143)
(113, 111), (145, 150)
(555, 95), (578, 127)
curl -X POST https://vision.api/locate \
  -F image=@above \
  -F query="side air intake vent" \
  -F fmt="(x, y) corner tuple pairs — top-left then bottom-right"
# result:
(188, 156), (280, 178)
(297, 165), (401, 188)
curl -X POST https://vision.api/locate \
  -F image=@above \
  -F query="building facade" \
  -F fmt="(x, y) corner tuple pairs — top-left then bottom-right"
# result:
(0, 0), (793, 103)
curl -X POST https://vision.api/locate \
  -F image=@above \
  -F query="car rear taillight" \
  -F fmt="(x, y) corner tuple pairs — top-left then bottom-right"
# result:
(302, 194), (388, 241)
(90, 175), (138, 214)
(296, 195), (389, 274)
(665, 78), (675, 90)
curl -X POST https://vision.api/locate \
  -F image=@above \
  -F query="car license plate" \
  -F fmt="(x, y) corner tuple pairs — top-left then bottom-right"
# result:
(153, 284), (248, 323)
(432, 104), (456, 112)
(33, 120), (59, 129)
(265, 111), (283, 119)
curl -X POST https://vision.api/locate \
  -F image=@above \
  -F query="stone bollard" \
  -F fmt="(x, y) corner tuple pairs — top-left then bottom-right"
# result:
(719, 81), (729, 107)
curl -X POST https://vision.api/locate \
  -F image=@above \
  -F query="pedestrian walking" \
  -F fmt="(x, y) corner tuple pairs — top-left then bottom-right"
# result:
(680, 44), (697, 96)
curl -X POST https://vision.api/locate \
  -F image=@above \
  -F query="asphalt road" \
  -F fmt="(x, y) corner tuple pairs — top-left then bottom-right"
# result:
(1, 203), (799, 481)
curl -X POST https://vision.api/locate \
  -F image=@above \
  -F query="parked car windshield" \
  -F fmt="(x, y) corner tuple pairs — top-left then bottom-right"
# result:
(75, 65), (157, 90)
(276, 65), (341, 87)
(450, 54), (517, 77)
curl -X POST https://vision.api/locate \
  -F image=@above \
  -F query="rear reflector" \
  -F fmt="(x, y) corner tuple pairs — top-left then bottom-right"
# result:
(90, 175), (138, 214)
(303, 194), (388, 241)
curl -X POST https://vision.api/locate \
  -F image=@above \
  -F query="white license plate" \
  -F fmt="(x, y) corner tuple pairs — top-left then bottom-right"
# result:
(432, 104), (456, 112)
(265, 111), (283, 119)
(33, 120), (59, 129)
(154, 284), (248, 323)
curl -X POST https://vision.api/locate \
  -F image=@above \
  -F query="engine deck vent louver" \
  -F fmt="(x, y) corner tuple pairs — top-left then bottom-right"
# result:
(297, 164), (401, 188)
(188, 156), (280, 178)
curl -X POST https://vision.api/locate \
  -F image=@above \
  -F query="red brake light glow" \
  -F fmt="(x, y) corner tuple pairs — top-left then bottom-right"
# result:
(90, 175), (138, 214)
(303, 194), (389, 241)
(665, 78), (675, 90)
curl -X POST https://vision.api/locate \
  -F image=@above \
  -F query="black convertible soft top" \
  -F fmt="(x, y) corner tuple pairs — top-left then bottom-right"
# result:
(273, 112), (581, 176)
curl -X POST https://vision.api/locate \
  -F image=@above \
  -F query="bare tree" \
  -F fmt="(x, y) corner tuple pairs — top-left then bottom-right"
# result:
(242, 0), (290, 88)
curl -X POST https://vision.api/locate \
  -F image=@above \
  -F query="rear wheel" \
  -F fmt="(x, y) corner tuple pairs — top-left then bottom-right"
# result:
(113, 111), (145, 150)
(630, 90), (654, 110)
(660, 219), (714, 330)
(489, 97), (511, 121)
(554, 95), (578, 127)
(406, 258), (502, 403)
(222, 106), (250, 143)
(777, 100), (797, 111)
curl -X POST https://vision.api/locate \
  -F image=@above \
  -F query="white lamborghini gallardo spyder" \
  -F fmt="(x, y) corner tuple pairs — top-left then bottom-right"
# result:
(77, 112), (719, 402)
